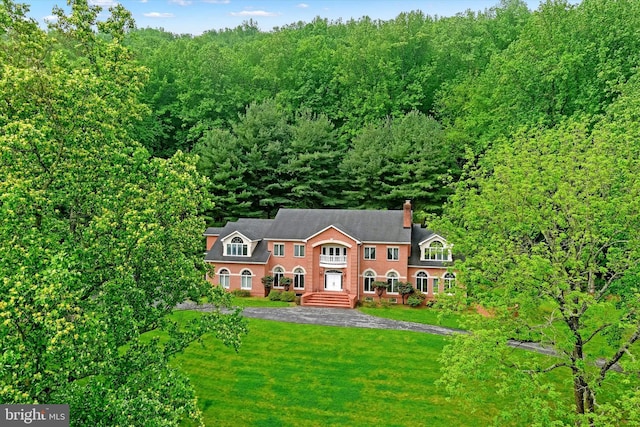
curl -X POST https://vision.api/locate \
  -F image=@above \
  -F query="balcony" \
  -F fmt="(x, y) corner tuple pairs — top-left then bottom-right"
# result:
(319, 255), (347, 268)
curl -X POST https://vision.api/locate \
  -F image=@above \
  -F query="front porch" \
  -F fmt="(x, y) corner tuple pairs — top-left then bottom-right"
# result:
(301, 292), (357, 309)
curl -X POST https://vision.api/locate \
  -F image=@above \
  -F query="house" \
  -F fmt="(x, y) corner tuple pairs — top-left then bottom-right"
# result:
(203, 201), (456, 308)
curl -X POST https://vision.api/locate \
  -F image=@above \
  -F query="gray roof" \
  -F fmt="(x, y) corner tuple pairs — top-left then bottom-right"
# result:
(204, 219), (273, 264)
(267, 209), (411, 243)
(204, 227), (224, 236)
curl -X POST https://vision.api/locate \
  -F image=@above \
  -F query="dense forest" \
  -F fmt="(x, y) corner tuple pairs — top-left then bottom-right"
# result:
(3, 0), (640, 424)
(123, 0), (640, 224)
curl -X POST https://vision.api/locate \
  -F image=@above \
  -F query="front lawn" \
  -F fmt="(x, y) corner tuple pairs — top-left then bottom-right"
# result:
(171, 311), (507, 426)
(358, 304), (464, 330)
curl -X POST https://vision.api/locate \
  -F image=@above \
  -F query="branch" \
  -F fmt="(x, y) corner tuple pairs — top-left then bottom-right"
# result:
(597, 325), (640, 385)
(583, 323), (611, 345)
(523, 362), (568, 375)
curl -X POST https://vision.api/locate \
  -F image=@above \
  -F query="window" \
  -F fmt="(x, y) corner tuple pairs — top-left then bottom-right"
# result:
(364, 246), (376, 260)
(241, 270), (252, 289)
(424, 240), (447, 261)
(387, 247), (399, 261)
(387, 272), (399, 293)
(363, 270), (376, 293)
(274, 243), (285, 257)
(444, 272), (456, 293)
(294, 244), (305, 257)
(273, 267), (284, 288)
(227, 236), (248, 256)
(294, 268), (305, 289)
(416, 272), (428, 293)
(432, 278), (439, 294)
(219, 269), (230, 289)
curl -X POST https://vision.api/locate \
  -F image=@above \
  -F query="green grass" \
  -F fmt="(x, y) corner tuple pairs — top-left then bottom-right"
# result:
(170, 311), (505, 426)
(230, 296), (294, 308)
(358, 304), (465, 330)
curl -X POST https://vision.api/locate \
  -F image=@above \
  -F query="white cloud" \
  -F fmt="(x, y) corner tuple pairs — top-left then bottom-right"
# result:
(43, 15), (58, 23)
(169, 0), (192, 5)
(297, 3), (309, 8)
(140, 0), (148, 3)
(144, 12), (175, 18)
(202, 0), (230, 3)
(230, 10), (279, 17)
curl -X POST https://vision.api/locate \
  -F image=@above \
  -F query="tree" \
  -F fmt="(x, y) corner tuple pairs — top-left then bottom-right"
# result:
(0, 1), (246, 424)
(434, 109), (640, 424)
(397, 282), (414, 305)
(341, 111), (458, 213)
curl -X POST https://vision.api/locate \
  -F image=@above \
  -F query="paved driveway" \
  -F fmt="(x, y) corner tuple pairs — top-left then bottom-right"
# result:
(176, 302), (557, 356)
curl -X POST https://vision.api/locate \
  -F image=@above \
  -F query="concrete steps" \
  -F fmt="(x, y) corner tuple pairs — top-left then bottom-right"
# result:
(301, 292), (356, 308)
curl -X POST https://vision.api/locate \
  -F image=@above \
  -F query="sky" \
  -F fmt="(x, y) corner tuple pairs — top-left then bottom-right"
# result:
(24, 0), (551, 36)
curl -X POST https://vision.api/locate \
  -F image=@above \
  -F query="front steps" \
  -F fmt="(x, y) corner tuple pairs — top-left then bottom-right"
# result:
(301, 292), (357, 308)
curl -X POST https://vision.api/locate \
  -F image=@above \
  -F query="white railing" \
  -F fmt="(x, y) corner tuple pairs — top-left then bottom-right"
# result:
(319, 255), (347, 265)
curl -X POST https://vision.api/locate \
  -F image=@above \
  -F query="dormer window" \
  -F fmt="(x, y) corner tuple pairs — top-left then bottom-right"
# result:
(226, 236), (248, 256)
(423, 240), (449, 261)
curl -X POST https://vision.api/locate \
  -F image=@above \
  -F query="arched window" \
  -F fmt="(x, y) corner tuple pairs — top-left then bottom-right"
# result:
(363, 270), (376, 293)
(219, 269), (230, 289)
(273, 266), (284, 288)
(241, 270), (252, 290)
(227, 236), (248, 256)
(293, 268), (305, 290)
(387, 271), (399, 293)
(416, 271), (428, 293)
(444, 272), (456, 293)
(424, 240), (445, 261)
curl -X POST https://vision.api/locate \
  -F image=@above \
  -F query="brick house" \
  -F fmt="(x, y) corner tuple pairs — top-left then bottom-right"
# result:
(203, 201), (455, 308)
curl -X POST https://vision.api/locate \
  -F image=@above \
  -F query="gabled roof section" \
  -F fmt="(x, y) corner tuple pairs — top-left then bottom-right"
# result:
(204, 218), (274, 264)
(409, 224), (451, 267)
(306, 224), (361, 245)
(418, 232), (447, 246)
(268, 209), (411, 243)
(203, 227), (224, 236)
(224, 218), (274, 241)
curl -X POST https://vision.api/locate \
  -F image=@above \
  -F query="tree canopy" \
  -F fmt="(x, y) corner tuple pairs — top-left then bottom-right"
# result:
(0, 1), (246, 424)
(434, 78), (640, 424)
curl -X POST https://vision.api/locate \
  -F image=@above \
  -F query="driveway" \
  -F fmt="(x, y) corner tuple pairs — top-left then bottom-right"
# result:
(175, 302), (556, 356)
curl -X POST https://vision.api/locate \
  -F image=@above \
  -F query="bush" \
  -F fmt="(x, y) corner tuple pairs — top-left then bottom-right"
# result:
(231, 289), (251, 297)
(280, 291), (295, 302)
(268, 290), (282, 301)
(407, 290), (427, 307)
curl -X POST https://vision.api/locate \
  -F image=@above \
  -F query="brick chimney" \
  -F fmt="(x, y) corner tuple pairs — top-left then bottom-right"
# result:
(403, 200), (412, 228)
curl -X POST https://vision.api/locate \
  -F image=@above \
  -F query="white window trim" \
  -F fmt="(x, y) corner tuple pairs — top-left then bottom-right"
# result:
(293, 267), (305, 289)
(273, 243), (285, 257)
(363, 270), (377, 294)
(294, 244), (305, 257)
(218, 269), (230, 289)
(240, 269), (253, 290)
(387, 246), (400, 261)
(363, 246), (376, 260)
(273, 266), (285, 288)
(386, 271), (399, 294)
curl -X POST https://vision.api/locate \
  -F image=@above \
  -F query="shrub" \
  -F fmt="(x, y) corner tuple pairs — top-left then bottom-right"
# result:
(231, 289), (251, 297)
(407, 290), (427, 307)
(280, 291), (295, 302)
(268, 290), (282, 301)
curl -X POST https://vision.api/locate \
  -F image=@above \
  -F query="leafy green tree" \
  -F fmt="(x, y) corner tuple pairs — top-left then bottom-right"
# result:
(0, 1), (246, 424)
(397, 282), (415, 305)
(342, 111), (458, 213)
(435, 105), (640, 424)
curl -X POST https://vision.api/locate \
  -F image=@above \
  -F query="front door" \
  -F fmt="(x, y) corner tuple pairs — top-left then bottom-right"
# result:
(324, 271), (342, 291)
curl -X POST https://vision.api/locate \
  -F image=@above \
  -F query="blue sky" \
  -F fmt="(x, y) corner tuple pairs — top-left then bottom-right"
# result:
(27, 0), (547, 35)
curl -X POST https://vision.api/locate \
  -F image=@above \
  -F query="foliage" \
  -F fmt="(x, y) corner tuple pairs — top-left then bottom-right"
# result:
(280, 291), (296, 302)
(0, 1), (246, 424)
(268, 290), (282, 301)
(261, 275), (274, 288)
(407, 291), (426, 308)
(279, 277), (293, 292)
(434, 91), (640, 423)
(397, 281), (415, 305)
(231, 289), (252, 298)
